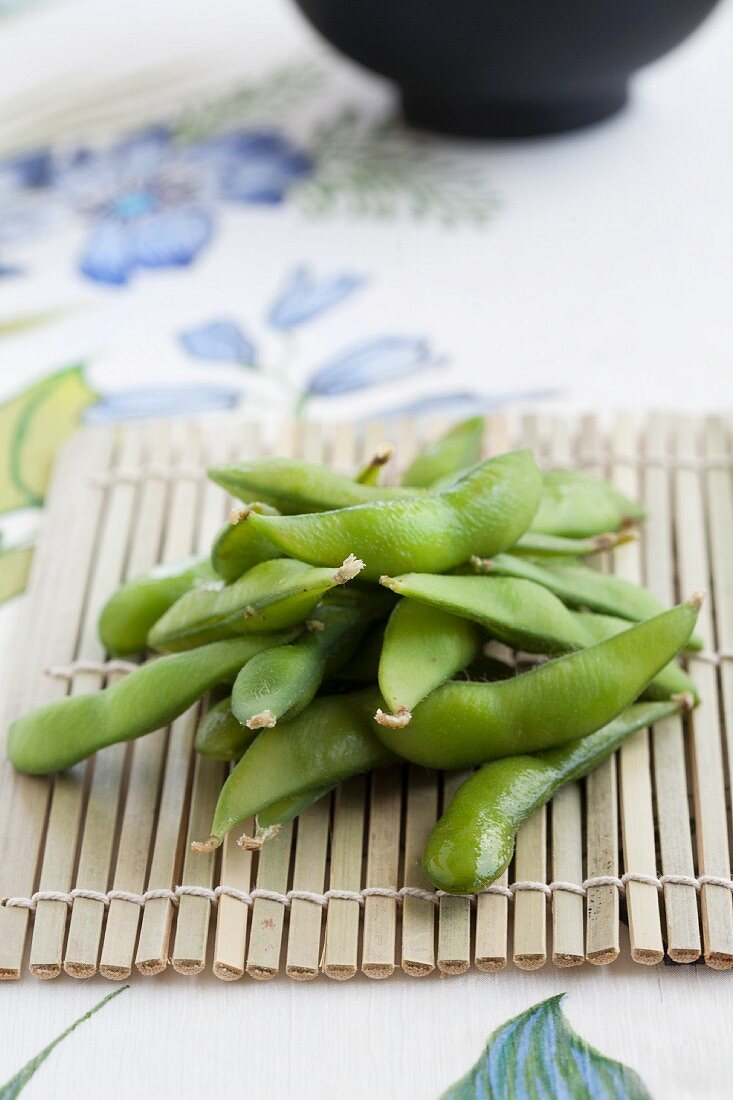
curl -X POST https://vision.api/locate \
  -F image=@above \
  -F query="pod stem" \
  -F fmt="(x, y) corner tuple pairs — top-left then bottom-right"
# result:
(374, 706), (412, 729)
(246, 709), (277, 731)
(191, 835), (221, 854)
(469, 555), (492, 573)
(672, 690), (696, 713)
(332, 554), (365, 585)
(238, 822), (282, 850)
(688, 590), (706, 612)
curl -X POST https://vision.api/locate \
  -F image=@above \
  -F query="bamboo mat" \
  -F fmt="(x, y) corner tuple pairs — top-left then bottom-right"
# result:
(1, 411), (733, 982)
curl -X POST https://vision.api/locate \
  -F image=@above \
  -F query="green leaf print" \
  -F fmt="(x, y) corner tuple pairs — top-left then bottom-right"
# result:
(0, 364), (98, 515)
(0, 987), (127, 1098)
(442, 995), (651, 1100)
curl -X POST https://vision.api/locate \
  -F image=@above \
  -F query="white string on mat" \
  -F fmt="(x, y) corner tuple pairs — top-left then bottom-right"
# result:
(44, 658), (140, 680)
(4, 873), (732, 912)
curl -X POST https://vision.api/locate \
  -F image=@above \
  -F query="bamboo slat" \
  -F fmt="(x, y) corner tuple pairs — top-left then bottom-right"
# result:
(5, 411), (733, 981)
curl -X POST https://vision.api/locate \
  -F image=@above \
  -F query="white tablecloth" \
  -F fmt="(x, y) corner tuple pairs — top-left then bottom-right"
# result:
(1, 0), (732, 1095)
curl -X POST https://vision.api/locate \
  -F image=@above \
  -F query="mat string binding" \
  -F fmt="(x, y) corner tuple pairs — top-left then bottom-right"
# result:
(4, 873), (733, 912)
(43, 649), (733, 683)
(88, 454), (733, 490)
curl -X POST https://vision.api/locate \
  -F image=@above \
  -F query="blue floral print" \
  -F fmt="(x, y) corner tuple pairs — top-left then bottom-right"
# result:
(86, 385), (241, 422)
(1, 126), (313, 285)
(305, 337), (440, 397)
(267, 266), (365, 330)
(179, 320), (257, 366)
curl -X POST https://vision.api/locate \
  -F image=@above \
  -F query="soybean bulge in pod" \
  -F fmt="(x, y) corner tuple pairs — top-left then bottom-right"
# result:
(231, 589), (388, 729)
(240, 450), (543, 581)
(401, 417), (484, 489)
(148, 555), (363, 652)
(9, 634), (293, 775)
(376, 598), (482, 727)
(424, 698), (685, 895)
(208, 456), (417, 514)
(372, 598), (700, 769)
(211, 501), (282, 583)
(577, 611), (697, 702)
(531, 469), (644, 538)
(381, 573), (590, 656)
(98, 554), (216, 656)
(194, 691), (396, 851)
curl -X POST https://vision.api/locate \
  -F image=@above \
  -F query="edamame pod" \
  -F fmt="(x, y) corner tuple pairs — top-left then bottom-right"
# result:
(355, 443), (394, 486)
(578, 611), (697, 702)
(510, 530), (634, 558)
(531, 469), (645, 537)
(424, 698), (687, 894)
(195, 695), (255, 760)
(381, 573), (591, 656)
(209, 457), (417, 513)
(231, 590), (387, 729)
(376, 598), (482, 727)
(8, 634), (293, 775)
(240, 451), (543, 581)
(211, 502), (282, 583)
(193, 691), (396, 851)
(401, 417), (484, 488)
(373, 597), (701, 768)
(98, 555), (217, 656)
(148, 555), (364, 652)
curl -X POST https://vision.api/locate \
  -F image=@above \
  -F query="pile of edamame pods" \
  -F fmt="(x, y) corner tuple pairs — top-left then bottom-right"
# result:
(8, 418), (702, 895)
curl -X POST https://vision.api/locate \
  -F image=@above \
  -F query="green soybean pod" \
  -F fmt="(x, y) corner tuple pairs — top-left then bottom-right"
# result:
(531, 469), (645, 537)
(423, 697), (686, 894)
(148, 555), (364, 652)
(328, 621), (385, 686)
(8, 634), (293, 775)
(195, 695), (254, 761)
(510, 529), (634, 558)
(98, 555), (217, 656)
(241, 450), (543, 581)
(256, 785), (334, 831)
(372, 597), (701, 769)
(577, 611), (697, 702)
(211, 502), (282, 583)
(381, 573), (590, 656)
(193, 690), (395, 851)
(375, 598), (482, 727)
(401, 417), (485, 489)
(208, 456), (417, 513)
(354, 442), (394, 486)
(231, 591), (383, 729)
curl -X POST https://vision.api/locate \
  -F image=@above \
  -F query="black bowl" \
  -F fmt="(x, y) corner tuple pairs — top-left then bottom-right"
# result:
(292, 0), (722, 137)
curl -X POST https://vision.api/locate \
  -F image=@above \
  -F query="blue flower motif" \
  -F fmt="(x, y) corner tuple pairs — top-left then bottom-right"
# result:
(304, 337), (440, 398)
(370, 387), (561, 419)
(179, 320), (256, 366)
(85, 385), (241, 423)
(198, 131), (312, 204)
(0, 124), (314, 285)
(268, 266), (365, 330)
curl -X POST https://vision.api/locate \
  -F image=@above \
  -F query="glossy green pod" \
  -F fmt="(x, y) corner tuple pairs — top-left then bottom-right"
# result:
(98, 555), (217, 656)
(211, 501), (282, 583)
(230, 590), (386, 728)
(531, 469), (645, 537)
(376, 598), (482, 726)
(256, 785), (334, 831)
(8, 634), (293, 775)
(208, 456), (417, 513)
(401, 417), (485, 488)
(148, 555), (363, 652)
(240, 450), (543, 581)
(195, 695), (255, 760)
(381, 573), (591, 656)
(424, 698), (685, 894)
(372, 598), (700, 768)
(193, 690), (396, 851)
(577, 611), (697, 702)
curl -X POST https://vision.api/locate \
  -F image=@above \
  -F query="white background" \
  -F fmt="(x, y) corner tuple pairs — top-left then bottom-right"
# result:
(1, 0), (733, 1096)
